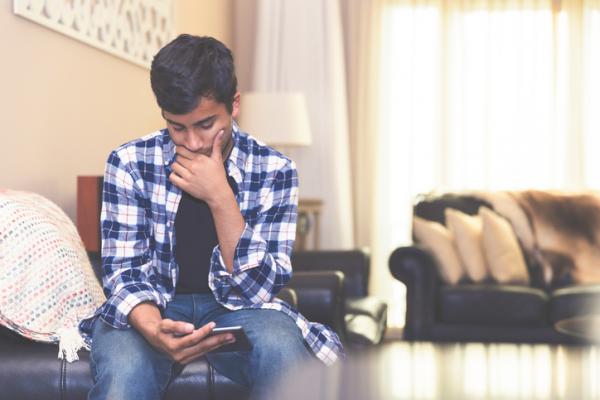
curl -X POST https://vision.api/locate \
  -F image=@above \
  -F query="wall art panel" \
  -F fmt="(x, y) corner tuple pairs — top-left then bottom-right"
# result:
(13, 0), (175, 68)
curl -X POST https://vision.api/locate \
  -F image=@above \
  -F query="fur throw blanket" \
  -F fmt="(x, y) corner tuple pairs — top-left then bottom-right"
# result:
(471, 190), (600, 287)
(0, 190), (105, 362)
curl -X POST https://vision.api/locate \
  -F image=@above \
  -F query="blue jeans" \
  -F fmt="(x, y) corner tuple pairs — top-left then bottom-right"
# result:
(88, 294), (313, 400)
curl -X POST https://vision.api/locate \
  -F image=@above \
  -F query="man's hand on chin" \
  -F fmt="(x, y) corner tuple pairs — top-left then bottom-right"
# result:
(169, 129), (230, 205)
(169, 127), (244, 272)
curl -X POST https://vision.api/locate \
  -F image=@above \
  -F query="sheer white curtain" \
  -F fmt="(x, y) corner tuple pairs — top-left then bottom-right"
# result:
(582, 1), (600, 185)
(376, 0), (600, 327)
(234, 0), (354, 249)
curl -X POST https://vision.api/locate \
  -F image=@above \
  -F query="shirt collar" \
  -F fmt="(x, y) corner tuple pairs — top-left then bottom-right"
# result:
(161, 122), (247, 185)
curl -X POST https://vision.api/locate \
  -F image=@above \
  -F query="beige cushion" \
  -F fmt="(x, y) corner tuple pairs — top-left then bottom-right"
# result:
(413, 216), (464, 285)
(445, 209), (489, 283)
(480, 207), (530, 285)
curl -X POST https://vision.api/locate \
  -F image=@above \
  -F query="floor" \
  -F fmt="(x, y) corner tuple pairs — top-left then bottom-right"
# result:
(274, 341), (600, 400)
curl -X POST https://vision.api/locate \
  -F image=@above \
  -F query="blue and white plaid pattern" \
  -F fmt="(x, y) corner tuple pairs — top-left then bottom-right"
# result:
(79, 124), (343, 365)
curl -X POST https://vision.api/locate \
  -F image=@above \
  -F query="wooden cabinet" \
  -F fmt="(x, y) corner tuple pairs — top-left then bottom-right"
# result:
(76, 176), (103, 253)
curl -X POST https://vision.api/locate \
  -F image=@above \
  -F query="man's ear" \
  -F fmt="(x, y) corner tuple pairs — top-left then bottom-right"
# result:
(231, 92), (241, 119)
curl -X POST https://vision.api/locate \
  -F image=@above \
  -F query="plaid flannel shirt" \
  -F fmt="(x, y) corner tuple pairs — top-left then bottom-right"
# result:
(78, 124), (343, 365)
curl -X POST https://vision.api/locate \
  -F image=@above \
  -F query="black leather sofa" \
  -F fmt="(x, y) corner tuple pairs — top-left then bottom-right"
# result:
(0, 253), (346, 400)
(389, 193), (600, 344)
(292, 249), (387, 346)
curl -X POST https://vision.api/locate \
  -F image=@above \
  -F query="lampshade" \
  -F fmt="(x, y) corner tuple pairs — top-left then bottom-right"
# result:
(237, 92), (312, 147)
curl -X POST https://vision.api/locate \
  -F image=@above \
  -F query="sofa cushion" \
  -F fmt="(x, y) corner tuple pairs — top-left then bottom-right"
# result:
(439, 285), (548, 326)
(0, 336), (248, 400)
(480, 207), (530, 285)
(549, 284), (600, 324)
(445, 209), (489, 283)
(413, 217), (464, 284)
(0, 339), (63, 400)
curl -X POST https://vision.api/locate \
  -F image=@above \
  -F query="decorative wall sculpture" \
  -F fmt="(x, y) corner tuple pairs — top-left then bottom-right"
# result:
(13, 0), (175, 69)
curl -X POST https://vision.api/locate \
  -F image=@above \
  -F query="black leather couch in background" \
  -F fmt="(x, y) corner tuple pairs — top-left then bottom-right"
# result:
(0, 252), (346, 400)
(389, 193), (600, 344)
(292, 249), (388, 346)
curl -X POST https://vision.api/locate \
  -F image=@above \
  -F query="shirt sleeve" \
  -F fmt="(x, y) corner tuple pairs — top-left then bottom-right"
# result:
(209, 159), (298, 307)
(98, 150), (166, 329)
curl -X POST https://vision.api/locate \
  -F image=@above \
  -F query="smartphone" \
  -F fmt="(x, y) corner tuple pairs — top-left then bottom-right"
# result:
(172, 325), (252, 353)
(207, 326), (252, 353)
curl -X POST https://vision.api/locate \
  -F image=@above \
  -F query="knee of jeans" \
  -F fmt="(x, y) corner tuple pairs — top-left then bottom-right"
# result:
(91, 321), (171, 380)
(252, 312), (308, 361)
(94, 341), (153, 373)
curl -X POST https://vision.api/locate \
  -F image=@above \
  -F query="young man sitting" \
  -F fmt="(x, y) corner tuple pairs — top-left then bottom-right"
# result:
(79, 34), (343, 400)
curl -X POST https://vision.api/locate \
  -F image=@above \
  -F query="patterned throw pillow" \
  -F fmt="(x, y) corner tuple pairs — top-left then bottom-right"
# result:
(0, 190), (105, 362)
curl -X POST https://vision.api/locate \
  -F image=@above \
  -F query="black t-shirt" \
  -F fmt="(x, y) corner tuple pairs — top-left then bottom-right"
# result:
(174, 174), (238, 294)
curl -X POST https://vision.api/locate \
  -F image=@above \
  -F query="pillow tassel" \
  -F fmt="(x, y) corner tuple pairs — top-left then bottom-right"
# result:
(57, 327), (85, 363)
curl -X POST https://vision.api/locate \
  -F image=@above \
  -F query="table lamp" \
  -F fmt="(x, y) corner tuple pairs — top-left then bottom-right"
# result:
(237, 91), (312, 148)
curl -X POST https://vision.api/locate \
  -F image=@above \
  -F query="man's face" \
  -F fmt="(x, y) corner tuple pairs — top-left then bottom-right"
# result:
(163, 93), (240, 158)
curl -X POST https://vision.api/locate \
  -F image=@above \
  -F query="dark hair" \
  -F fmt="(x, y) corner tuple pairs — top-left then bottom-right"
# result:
(150, 34), (238, 114)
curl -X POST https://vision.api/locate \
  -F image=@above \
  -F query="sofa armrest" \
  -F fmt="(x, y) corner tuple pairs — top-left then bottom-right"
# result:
(287, 270), (346, 341)
(346, 296), (387, 322)
(344, 296), (388, 347)
(388, 246), (439, 340)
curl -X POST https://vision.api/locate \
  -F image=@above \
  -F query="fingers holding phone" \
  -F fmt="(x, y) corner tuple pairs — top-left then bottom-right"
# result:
(155, 320), (235, 364)
(175, 327), (237, 365)
(174, 326), (252, 364)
